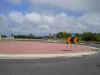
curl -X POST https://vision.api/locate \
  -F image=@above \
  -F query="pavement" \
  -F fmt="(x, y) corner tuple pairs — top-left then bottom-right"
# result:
(0, 41), (99, 59)
(0, 42), (100, 75)
(0, 52), (100, 75)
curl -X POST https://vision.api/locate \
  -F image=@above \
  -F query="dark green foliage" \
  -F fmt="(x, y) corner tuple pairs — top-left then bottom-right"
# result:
(56, 32), (71, 39)
(1, 35), (7, 38)
(0, 32), (100, 42)
(82, 32), (100, 41)
(56, 32), (100, 42)
(13, 34), (42, 39)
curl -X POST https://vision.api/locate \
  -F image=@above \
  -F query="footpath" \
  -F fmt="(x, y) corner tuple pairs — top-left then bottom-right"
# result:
(0, 41), (99, 59)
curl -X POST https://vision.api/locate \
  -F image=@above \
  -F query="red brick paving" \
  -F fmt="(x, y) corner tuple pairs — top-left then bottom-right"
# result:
(0, 41), (91, 54)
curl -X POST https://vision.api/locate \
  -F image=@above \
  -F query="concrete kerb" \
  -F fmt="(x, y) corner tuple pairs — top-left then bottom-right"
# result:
(0, 46), (99, 59)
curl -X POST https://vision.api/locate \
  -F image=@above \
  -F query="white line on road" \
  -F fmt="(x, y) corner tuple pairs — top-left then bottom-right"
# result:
(0, 51), (98, 59)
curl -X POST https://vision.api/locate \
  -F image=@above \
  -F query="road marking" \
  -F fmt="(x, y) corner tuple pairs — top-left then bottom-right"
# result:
(0, 51), (98, 59)
(79, 43), (86, 44)
(90, 43), (97, 45)
(90, 47), (100, 50)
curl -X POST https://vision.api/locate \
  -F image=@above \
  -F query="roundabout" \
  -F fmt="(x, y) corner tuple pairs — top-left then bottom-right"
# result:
(0, 41), (98, 59)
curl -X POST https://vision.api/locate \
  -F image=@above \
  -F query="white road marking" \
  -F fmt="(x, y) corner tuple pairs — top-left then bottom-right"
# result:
(0, 51), (98, 59)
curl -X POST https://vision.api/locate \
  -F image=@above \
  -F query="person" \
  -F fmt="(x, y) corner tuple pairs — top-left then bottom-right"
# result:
(66, 36), (71, 48)
(74, 37), (78, 48)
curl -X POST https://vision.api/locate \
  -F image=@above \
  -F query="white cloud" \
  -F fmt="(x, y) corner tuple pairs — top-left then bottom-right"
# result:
(1, 0), (100, 34)
(0, 15), (7, 27)
(43, 15), (55, 24)
(8, 11), (24, 23)
(25, 12), (41, 23)
(28, 0), (100, 13)
(8, 0), (100, 13)
(79, 13), (100, 26)
(0, 14), (11, 33)
(1, 11), (100, 35)
(38, 25), (50, 30)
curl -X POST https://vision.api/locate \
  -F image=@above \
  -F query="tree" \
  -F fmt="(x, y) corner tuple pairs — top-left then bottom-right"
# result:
(56, 32), (64, 38)
(82, 32), (97, 41)
(1, 35), (7, 38)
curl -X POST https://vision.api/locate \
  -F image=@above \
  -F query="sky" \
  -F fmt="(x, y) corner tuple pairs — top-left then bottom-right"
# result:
(0, 0), (100, 35)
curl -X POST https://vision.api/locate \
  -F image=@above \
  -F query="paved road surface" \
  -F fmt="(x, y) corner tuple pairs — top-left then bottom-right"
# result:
(0, 53), (100, 75)
(84, 43), (100, 48)
(0, 43), (100, 75)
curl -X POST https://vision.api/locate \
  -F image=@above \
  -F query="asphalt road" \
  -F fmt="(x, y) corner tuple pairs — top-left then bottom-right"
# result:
(86, 43), (100, 48)
(0, 54), (100, 75)
(0, 43), (100, 75)
(79, 42), (100, 48)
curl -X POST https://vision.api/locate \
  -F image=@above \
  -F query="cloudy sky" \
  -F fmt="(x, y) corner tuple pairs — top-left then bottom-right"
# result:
(0, 0), (100, 35)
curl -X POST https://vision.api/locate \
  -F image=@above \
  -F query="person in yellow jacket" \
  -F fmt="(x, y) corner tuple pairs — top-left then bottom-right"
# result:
(74, 37), (78, 44)
(65, 36), (72, 48)
(74, 37), (78, 48)
(67, 36), (71, 44)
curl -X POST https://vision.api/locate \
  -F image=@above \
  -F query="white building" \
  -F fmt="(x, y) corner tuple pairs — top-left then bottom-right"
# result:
(0, 35), (1, 39)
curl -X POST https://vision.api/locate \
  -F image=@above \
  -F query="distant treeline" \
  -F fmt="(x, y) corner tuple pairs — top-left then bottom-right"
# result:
(13, 34), (42, 39)
(56, 32), (100, 42)
(0, 32), (100, 41)
(0, 34), (42, 39)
